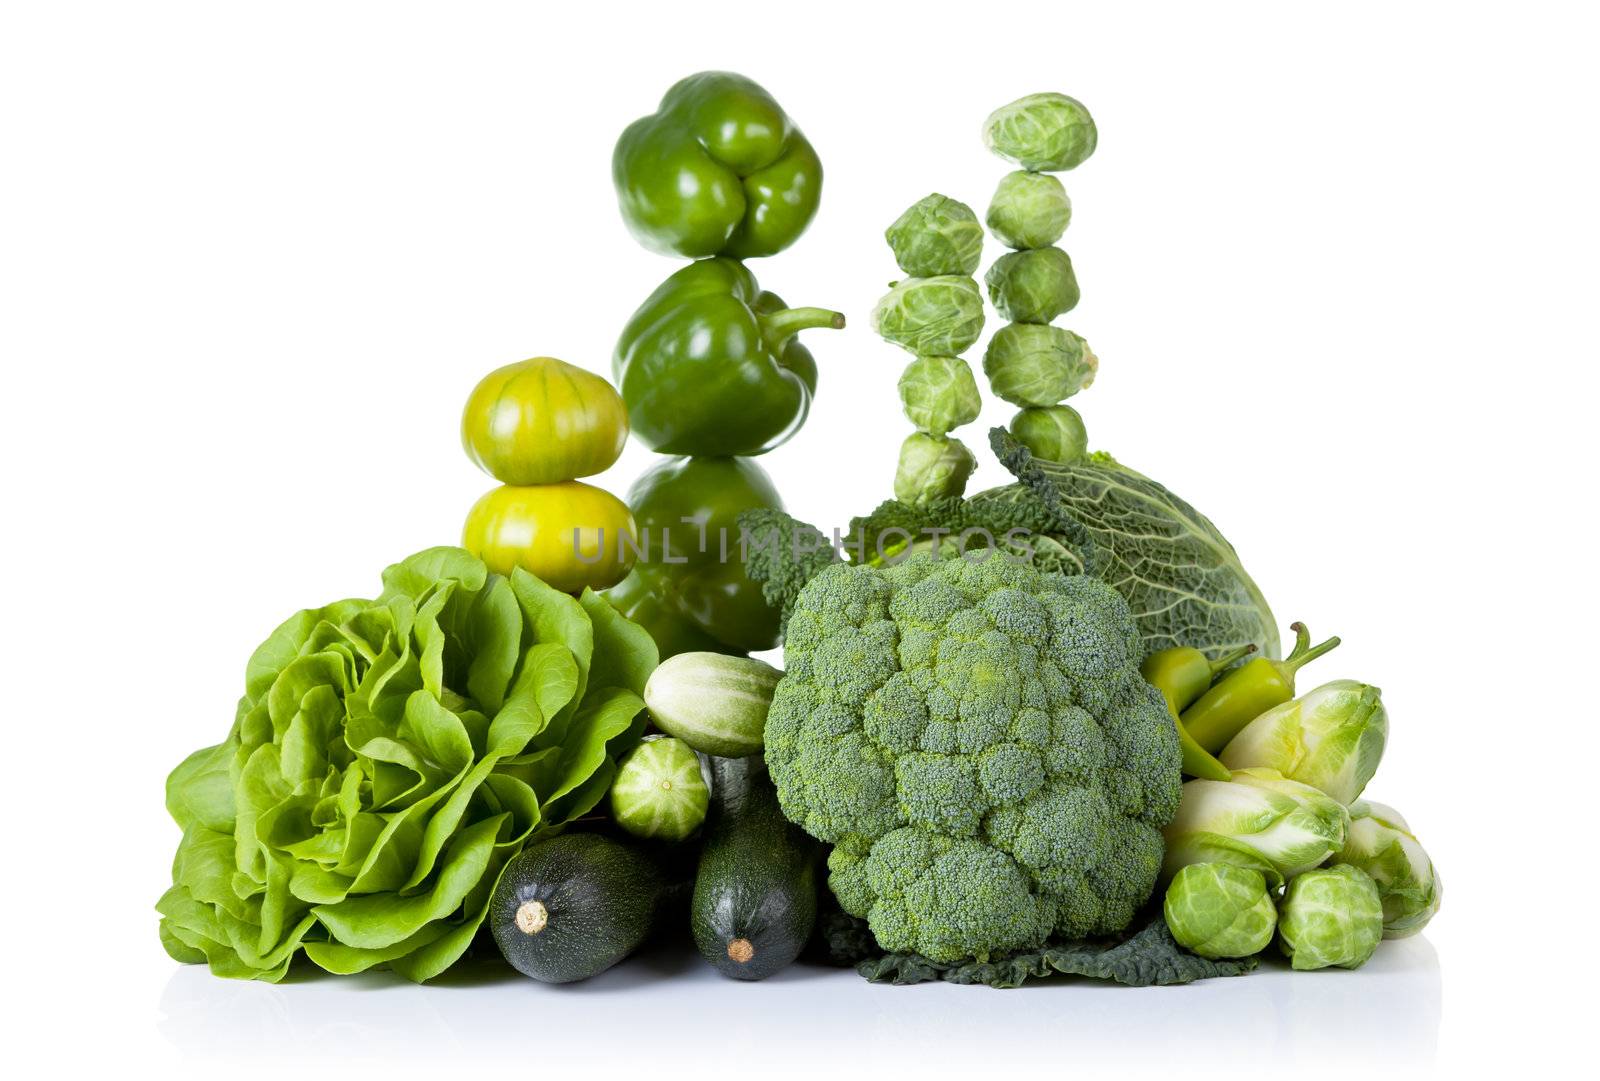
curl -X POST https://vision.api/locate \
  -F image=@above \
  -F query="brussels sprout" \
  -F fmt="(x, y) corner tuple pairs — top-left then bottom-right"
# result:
(894, 432), (976, 506)
(987, 170), (1072, 249)
(982, 92), (1097, 172)
(1163, 767), (1351, 884)
(899, 355), (981, 436)
(885, 194), (984, 277)
(985, 246), (1080, 324)
(1335, 800), (1442, 938)
(982, 323), (1097, 407)
(870, 276), (986, 356)
(1277, 864), (1385, 970)
(1220, 680), (1388, 804)
(1009, 404), (1086, 463)
(1163, 863), (1277, 960)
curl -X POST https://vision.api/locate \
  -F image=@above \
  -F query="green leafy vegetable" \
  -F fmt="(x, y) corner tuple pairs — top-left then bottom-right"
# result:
(856, 911), (1258, 988)
(976, 429), (1281, 660)
(1008, 405), (1087, 463)
(982, 323), (1096, 406)
(157, 547), (657, 983)
(870, 276), (986, 356)
(885, 193), (984, 278)
(1335, 800), (1442, 938)
(1163, 768), (1351, 884)
(893, 432), (977, 506)
(1163, 862), (1277, 959)
(898, 355), (981, 437)
(983, 92), (1098, 173)
(1220, 680), (1388, 804)
(1277, 863), (1385, 970)
(986, 170), (1072, 250)
(985, 247), (1080, 324)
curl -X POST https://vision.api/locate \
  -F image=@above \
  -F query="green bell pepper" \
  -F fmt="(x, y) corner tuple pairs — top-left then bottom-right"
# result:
(604, 455), (786, 656)
(613, 71), (823, 259)
(614, 257), (843, 457)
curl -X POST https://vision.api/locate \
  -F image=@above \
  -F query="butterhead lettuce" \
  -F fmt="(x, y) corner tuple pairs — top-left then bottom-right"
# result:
(157, 547), (657, 982)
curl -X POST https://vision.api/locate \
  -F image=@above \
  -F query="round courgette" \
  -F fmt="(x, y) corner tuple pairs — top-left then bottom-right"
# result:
(644, 652), (781, 757)
(690, 756), (821, 980)
(489, 832), (664, 984)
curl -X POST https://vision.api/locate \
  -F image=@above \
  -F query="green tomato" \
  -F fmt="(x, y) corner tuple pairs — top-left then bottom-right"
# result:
(987, 170), (1072, 249)
(1009, 405), (1087, 462)
(461, 357), (629, 485)
(983, 92), (1097, 172)
(609, 736), (709, 841)
(462, 481), (636, 593)
(985, 247), (1080, 324)
(982, 323), (1097, 407)
(870, 276), (986, 356)
(1163, 863), (1277, 959)
(885, 193), (984, 278)
(894, 432), (976, 507)
(1277, 864), (1385, 970)
(898, 355), (981, 437)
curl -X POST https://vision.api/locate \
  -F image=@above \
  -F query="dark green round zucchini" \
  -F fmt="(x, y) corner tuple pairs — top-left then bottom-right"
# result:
(489, 832), (664, 984)
(691, 756), (821, 980)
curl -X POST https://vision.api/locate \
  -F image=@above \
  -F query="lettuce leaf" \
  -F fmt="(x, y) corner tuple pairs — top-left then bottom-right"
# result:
(158, 547), (657, 983)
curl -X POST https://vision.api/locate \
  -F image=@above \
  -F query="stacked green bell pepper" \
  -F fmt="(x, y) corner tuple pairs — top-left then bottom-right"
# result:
(613, 71), (823, 260)
(607, 456), (786, 655)
(606, 72), (840, 657)
(614, 258), (841, 457)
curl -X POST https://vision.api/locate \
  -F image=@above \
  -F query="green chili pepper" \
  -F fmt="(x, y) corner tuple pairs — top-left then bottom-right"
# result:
(614, 258), (843, 457)
(1141, 644), (1255, 781)
(613, 71), (823, 260)
(1181, 623), (1341, 753)
(604, 455), (786, 656)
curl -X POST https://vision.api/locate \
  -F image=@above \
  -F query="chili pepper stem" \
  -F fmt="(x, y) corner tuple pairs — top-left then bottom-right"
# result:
(1209, 643), (1257, 676)
(759, 306), (847, 351)
(1282, 622), (1340, 675)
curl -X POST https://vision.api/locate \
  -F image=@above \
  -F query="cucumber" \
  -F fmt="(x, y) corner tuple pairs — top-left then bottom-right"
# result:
(489, 832), (664, 984)
(644, 652), (780, 757)
(691, 756), (821, 980)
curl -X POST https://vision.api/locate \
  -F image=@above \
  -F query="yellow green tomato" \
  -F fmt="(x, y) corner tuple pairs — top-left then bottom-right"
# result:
(461, 356), (629, 485)
(462, 481), (636, 593)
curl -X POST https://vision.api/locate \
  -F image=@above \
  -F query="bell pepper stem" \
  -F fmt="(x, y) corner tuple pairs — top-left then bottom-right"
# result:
(759, 306), (846, 352)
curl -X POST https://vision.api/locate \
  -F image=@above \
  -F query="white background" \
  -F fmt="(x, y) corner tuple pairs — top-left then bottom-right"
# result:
(3, 1), (1596, 1077)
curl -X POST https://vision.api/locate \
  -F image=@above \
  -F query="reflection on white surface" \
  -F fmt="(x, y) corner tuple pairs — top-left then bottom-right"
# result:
(159, 936), (1440, 1078)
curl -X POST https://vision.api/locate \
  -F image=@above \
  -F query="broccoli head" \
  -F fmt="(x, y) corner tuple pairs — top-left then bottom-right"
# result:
(765, 552), (1181, 963)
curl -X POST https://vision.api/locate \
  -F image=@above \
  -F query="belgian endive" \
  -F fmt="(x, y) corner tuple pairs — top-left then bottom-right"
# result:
(1219, 680), (1388, 804)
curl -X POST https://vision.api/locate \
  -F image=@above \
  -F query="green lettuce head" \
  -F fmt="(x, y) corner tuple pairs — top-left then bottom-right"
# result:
(157, 547), (657, 982)
(1163, 767), (1350, 884)
(1277, 864), (1385, 970)
(1163, 862), (1277, 959)
(871, 276), (987, 357)
(1335, 800), (1442, 938)
(1220, 680), (1388, 804)
(885, 194), (984, 278)
(987, 170), (1071, 250)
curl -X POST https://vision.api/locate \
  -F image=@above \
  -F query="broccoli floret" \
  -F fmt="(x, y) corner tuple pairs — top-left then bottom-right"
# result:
(738, 507), (843, 634)
(765, 552), (1181, 963)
